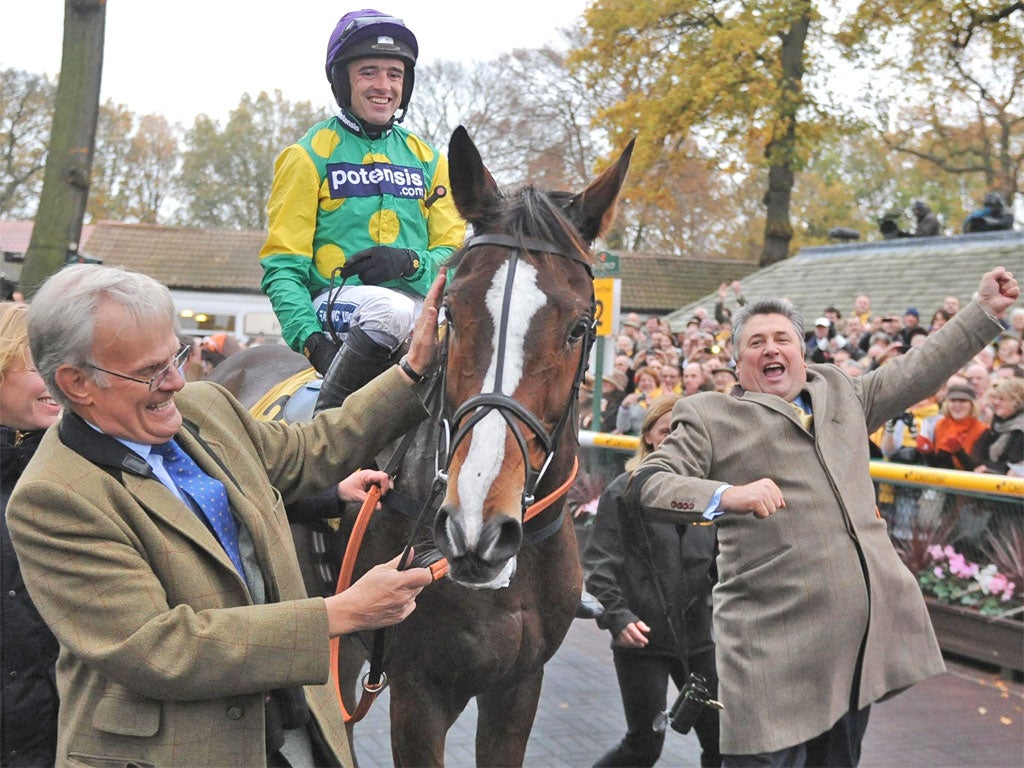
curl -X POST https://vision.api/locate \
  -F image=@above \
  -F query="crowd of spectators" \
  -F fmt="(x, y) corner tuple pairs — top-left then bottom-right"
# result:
(582, 283), (1024, 481)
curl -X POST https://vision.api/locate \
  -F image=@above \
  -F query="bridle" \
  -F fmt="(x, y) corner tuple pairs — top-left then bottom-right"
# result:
(331, 231), (597, 721)
(436, 232), (597, 513)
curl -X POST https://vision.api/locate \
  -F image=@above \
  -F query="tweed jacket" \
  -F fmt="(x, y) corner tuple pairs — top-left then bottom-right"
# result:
(8, 367), (426, 768)
(637, 301), (1001, 755)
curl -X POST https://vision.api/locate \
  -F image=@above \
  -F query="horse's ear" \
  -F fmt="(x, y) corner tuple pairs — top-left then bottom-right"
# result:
(568, 137), (635, 244)
(448, 125), (502, 228)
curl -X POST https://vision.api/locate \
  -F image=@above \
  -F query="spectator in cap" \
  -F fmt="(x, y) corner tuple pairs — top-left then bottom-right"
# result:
(897, 309), (920, 347)
(199, 333), (243, 374)
(601, 371), (630, 431)
(711, 365), (739, 393)
(915, 384), (987, 471)
(805, 317), (835, 364)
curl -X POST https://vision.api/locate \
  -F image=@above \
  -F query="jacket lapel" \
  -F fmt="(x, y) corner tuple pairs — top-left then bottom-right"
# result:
(58, 412), (251, 577)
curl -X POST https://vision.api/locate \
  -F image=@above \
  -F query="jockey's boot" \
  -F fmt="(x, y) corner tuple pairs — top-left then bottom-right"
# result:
(314, 326), (396, 415)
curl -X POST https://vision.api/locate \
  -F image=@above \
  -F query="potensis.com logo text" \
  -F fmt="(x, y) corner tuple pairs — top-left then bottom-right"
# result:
(327, 162), (426, 200)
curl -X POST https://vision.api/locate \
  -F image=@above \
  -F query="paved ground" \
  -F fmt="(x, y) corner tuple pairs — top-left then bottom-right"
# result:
(348, 617), (1023, 767)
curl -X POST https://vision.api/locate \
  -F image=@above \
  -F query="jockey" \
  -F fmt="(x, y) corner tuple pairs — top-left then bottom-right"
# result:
(259, 8), (466, 413)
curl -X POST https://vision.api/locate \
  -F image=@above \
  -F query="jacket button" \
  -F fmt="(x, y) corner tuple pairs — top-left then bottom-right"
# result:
(8, 671), (17, 680)
(7, 590), (15, 598)
(226, 706), (244, 720)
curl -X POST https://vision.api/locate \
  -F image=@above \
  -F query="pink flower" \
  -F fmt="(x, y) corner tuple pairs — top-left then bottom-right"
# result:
(943, 545), (956, 559)
(948, 553), (979, 579)
(927, 544), (945, 560)
(934, 566), (945, 579)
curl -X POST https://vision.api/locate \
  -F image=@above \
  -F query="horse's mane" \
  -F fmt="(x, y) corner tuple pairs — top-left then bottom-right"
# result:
(446, 186), (592, 271)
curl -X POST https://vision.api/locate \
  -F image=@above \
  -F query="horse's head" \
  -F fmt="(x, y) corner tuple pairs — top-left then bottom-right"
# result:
(432, 126), (633, 588)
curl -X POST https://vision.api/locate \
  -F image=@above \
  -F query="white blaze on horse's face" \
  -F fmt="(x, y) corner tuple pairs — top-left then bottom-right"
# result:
(451, 258), (545, 584)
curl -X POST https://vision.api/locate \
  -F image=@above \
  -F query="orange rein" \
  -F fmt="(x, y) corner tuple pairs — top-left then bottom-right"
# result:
(328, 455), (580, 722)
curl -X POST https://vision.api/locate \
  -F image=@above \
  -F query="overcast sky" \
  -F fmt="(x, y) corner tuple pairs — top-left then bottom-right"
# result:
(2, 0), (591, 125)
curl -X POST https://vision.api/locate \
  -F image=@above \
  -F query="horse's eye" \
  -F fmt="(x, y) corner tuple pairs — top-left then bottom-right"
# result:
(568, 319), (589, 343)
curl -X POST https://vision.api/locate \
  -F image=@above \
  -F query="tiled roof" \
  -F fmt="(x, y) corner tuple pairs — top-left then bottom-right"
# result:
(79, 222), (266, 293)
(664, 230), (1024, 330)
(1, 221), (94, 256)
(2, 222), (1019, 323)
(616, 252), (757, 314)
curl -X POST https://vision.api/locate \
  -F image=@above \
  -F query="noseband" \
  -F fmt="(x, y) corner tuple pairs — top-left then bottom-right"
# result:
(438, 233), (596, 512)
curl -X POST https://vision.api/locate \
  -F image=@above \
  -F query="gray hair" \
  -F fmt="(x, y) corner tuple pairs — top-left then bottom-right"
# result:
(28, 265), (176, 409)
(731, 297), (806, 362)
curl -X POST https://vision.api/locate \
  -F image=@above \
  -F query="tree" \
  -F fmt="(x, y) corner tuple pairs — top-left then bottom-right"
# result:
(123, 114), (180, 222)
(411, 40), (609, 191)
(838, 1), (1024, 207)
(0, 69), (57, 219)
(175, 91), (319, 229)
(88, 100), (135, 221)
(571, 0), (829, 267)
(20, 0), (106, 297)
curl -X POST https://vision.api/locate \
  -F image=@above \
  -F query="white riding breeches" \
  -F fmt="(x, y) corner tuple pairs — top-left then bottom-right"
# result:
(313, 285), (422, 353)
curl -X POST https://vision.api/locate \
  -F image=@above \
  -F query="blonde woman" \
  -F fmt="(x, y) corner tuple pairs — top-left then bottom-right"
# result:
(1, 301), (61, 766)
(584, 395), (720, 767)
(975, 376), (1024, 475)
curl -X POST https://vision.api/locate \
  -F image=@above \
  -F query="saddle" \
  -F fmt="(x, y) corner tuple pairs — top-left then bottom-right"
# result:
(249, 367), (321, 424)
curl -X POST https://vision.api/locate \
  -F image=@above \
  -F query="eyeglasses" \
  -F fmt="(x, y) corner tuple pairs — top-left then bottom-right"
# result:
(84, 343), (190, 392)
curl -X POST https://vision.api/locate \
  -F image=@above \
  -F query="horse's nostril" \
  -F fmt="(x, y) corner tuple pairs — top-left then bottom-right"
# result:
(480, 514), (523, 563)
(433, 506), (467, 558)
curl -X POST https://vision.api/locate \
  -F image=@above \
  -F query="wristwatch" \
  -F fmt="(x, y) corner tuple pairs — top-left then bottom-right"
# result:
(399, 355), (427, 384)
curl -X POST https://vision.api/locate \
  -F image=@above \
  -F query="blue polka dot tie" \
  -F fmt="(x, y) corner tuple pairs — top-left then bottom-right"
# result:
(154, 439), (246, 581)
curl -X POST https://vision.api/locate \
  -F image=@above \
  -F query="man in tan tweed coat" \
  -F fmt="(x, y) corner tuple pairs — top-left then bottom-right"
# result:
(632, 267), (1019, 767)
(8, 264), (445, 767)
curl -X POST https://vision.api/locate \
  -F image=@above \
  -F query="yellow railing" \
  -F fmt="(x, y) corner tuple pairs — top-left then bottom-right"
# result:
(578, 430), (1024, 501)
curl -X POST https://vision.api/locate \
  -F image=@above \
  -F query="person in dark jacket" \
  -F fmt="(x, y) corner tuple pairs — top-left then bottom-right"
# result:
(0, 301), (61, 767)
(910, 200), (941, 237)
(583, 395), (721, 767)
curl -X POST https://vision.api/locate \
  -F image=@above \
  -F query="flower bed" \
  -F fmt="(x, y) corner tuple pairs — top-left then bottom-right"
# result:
(918, 545), (1023, 674)
(924, 599), (1023, 673)
(918, 545), (1021, 618)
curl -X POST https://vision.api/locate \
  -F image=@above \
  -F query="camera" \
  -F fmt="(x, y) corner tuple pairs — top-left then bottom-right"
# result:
(652, 673), (723, 735)
(888, 412), (915, 429)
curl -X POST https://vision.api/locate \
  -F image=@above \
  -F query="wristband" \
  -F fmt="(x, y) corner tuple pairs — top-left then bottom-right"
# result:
(399, 355), (427, 384)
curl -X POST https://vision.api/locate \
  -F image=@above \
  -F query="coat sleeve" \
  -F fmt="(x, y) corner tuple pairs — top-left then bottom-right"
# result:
(259, 145), (323, 352)
(194, 368), (427, 504)
(636, 397), (726, 525)
(583, 475), (639, 639)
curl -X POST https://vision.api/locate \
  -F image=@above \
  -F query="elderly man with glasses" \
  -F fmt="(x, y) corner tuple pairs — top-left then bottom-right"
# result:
(7, 263), (445, 768)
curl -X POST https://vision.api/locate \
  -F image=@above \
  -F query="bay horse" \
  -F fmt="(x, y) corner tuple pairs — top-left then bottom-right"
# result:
(210, 125), (633, 766)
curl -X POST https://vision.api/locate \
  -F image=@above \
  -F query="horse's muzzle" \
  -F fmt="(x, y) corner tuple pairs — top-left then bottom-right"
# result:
(432, 507), (523, 585)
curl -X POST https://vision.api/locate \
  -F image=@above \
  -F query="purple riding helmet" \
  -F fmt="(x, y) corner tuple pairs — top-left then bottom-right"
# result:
(325, 9), (419, 118)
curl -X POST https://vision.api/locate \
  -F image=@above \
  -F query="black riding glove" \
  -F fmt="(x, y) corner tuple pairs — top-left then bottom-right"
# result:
(339, 246), (420, 285)
(303, 332), (341, 376)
